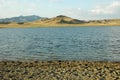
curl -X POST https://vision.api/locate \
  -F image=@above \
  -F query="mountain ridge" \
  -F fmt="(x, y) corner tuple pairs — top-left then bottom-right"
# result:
(0, 15), (120, 28)
(0, 15), (42, 22)
(33, 15), (86, 24)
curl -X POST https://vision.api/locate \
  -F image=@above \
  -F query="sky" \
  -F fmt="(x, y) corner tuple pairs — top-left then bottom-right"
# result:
(0, 0), (120, 20)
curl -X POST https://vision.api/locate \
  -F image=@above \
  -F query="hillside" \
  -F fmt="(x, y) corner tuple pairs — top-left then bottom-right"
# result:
(32, 15), (86, 25)
(0, 15), (120, 28)
(86, 19), (120, 26)
(0, 15), (42, 23)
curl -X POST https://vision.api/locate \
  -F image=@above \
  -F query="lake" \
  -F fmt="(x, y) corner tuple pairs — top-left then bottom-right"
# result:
(0, 26), (120, 61)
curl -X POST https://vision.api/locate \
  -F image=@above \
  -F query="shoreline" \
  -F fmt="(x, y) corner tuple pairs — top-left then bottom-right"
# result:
(1, 60), (120, 80)
(0, 23), (120, 28)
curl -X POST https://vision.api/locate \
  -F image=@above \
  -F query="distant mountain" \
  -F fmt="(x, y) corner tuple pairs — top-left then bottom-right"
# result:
(0, 15), (42, 22)
(34, 15), (86, 24)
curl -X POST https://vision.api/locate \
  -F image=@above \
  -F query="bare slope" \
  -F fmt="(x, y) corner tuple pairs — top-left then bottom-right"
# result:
(0, 15), (120, 28)
(31, 15), (86, 25)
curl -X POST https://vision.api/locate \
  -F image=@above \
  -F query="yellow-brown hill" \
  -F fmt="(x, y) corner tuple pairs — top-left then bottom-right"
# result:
(30, 15), (85, 25)
(0, 15), (120, 28)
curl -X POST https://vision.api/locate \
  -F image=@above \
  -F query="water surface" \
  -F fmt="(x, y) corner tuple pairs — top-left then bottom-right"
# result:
(0, 26), (120, 61)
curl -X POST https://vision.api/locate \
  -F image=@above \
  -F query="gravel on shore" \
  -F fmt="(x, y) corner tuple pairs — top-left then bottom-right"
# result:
(0, 61), (120, 80)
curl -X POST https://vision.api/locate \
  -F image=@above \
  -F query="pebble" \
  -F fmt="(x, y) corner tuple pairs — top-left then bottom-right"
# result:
(0, 61), (120, 80)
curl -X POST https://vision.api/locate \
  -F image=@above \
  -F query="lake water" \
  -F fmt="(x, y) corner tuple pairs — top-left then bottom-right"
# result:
(0, 27), (120, 61)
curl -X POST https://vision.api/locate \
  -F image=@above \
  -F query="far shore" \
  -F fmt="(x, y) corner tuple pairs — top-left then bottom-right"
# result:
(0, 23), (120, 28)
(0, 15), (120, 28)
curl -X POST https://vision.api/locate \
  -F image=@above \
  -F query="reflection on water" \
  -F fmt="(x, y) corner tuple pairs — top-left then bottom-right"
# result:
(0, 27), (120, 61)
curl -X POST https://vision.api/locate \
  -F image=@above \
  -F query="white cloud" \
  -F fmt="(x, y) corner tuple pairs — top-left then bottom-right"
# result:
(50, 0), (63, 3)
(0, 0), (119, 20)
(91, 1), (120, 14)
(65, 1), (120, 20)
(0, 0), (39, 18)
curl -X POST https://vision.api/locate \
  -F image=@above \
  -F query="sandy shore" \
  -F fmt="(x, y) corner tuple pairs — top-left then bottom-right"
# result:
(0, 61), (120, 80)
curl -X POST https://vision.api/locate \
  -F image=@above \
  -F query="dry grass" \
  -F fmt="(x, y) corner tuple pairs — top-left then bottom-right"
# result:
(0, 19), (120, 28)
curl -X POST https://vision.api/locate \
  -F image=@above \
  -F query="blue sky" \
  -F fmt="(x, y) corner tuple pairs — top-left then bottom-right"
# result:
(0, 0), (120, 20)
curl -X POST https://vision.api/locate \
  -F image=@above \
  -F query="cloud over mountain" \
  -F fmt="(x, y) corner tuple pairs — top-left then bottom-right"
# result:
(66, 1), (120, 20)
(0, 0), (119, 20)
(91, 1), (120, 14)
(0, 0), (39, 18)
